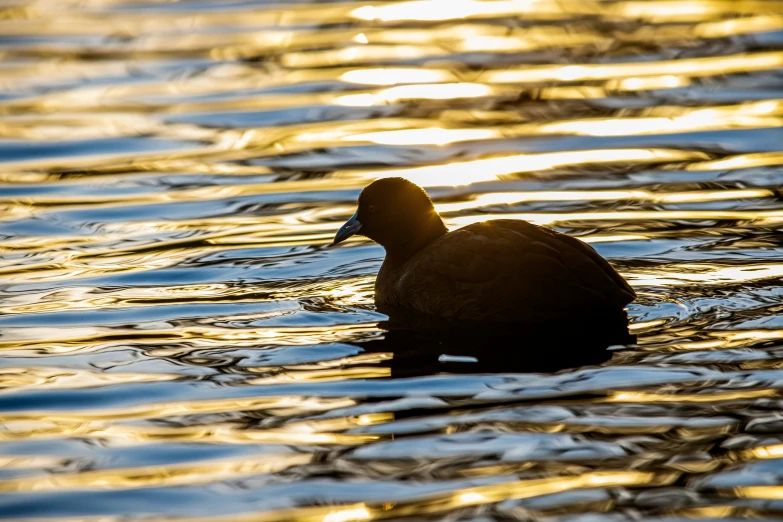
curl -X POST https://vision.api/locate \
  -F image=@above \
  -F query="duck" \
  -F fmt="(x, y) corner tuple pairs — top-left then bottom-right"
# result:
(333, 177), (636, 327)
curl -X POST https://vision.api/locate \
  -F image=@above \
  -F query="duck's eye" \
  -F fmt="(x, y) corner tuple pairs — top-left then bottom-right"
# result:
(368, 205), (375, 213)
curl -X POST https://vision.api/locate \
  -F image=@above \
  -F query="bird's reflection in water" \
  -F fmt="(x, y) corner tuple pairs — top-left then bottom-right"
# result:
(351, 308), (635, 378)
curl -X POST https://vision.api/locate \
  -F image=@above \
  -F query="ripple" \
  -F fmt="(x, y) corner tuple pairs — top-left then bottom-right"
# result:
(2, 0), (783, 520)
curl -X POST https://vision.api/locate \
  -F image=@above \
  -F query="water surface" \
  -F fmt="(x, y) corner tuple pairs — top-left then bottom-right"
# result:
(2, 0), (783, 520)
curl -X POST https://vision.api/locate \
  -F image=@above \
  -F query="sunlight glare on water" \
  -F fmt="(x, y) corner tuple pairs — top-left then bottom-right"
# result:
(1, 0), (783, 520)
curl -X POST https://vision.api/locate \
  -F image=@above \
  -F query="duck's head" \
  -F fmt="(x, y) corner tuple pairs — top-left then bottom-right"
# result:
(333, 177), (447, 262)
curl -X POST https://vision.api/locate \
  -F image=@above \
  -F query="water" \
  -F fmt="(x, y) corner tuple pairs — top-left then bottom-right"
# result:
(1, 0), (783, 520)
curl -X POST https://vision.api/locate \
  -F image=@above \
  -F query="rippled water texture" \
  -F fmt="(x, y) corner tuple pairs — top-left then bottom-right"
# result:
(2, 0), (783, 520)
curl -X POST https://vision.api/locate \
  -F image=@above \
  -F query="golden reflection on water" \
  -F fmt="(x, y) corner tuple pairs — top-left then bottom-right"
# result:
(436, 188), (773, 213)
(537, 101), (783, 137)
(290, 101), (783, 147)
(340, 128), (500, 146)
(342, 148), (704, 186)
(607, 389), (778, 403)
(334, 83), (497, 106)
(0, 322), (381, 357)
(249, 366), (392, 384)
(450, 210), (783, 228)
(0, 276), (376, 318)
(0, 395), (357, 423)
(350, 1), (547, 23)
(76, 470), (676, 522)
(0, 420), (384, 447)
(608, 75), (691, 91)
(339, 68), (453, 85)
(486, 50), (783, 83)
(627, 264), (783, 287)
(264, 471), (665, 520)
(742, 442), (783, 461)
(0, 453), (313, 493)
(650, 330), (783, 353)
(733, 486), (783, 500)
(689, 151), (783, 170)
(349, 0), (783, 23)
(12, 99), (782, 154)
(0, 454), (70, 469)
(0, 367), (180, 393)
(282, 45), (450, 68)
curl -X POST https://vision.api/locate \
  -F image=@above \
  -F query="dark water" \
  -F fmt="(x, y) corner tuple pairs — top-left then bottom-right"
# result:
(2, 1), (783, 520)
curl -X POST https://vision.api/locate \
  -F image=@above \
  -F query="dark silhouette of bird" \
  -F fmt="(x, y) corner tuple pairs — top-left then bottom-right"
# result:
(333, 177), (636, 331)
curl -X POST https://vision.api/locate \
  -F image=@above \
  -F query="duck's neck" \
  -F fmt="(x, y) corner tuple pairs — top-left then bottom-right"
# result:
(383, 212), (448, 267)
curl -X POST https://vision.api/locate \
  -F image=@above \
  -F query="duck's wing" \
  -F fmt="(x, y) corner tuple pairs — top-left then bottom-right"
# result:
(392, 219), (635, 323)
(541, 223), (636, 301)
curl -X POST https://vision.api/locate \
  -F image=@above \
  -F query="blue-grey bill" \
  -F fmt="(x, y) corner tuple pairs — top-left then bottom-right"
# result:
(333, 212), (362, 245)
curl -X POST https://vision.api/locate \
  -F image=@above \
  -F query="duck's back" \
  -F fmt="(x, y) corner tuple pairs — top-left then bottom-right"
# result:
(376, 219), (635, 324)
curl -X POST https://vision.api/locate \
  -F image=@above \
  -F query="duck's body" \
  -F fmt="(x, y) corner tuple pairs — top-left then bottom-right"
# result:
(376, 219), (634, 324)
(333, 178), (635, 326)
